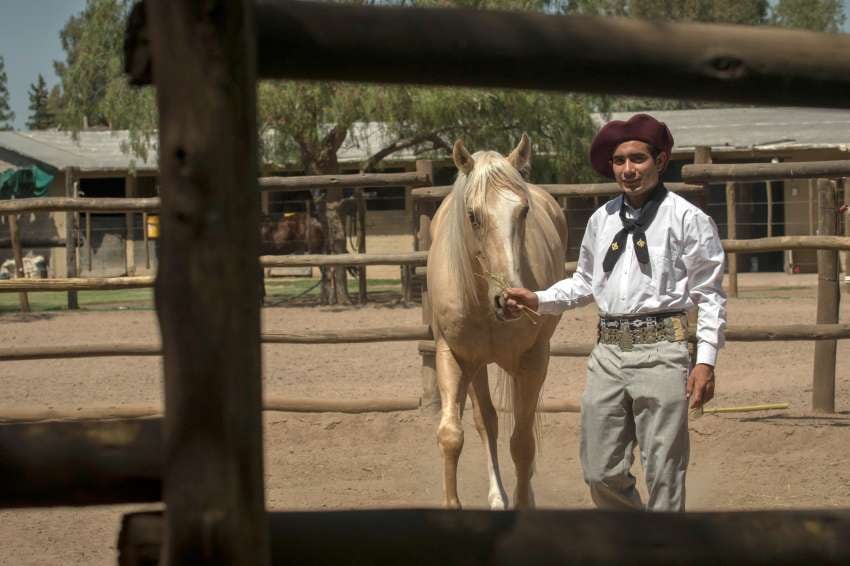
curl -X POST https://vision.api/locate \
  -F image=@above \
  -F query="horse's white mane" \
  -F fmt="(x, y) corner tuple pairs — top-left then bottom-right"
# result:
(444, 151), (530, 309)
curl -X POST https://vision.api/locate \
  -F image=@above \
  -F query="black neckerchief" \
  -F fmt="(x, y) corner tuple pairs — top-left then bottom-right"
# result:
(602, 183), (668, 272)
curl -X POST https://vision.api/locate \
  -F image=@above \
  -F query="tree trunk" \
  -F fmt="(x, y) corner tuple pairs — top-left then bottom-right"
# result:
(306, 155), (351, 305)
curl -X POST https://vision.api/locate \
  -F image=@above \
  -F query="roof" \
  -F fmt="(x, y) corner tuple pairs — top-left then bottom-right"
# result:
(0, 130), (158, 173)
(597, 107), (850, 155)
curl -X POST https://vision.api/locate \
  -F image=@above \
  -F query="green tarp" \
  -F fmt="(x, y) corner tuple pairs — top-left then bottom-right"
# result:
(0, 166), (54, 199)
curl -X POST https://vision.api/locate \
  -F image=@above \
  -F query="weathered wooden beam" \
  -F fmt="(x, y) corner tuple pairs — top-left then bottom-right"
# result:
(0, 397), (424, 424)
(683, 160), (850, 183)
(0, 237), (67, 249)
(145, 0), (269, 563)
(259, 171), (430, 191)
(120, 508), (850, 566)
(721, 236), (850, 253)
(412, 182), (702, 200)
(4, 321), (850, 364)
(0, 275), (155, 292)
(724, 323), (850, 341)
(122, 1), (850, 109)
(0, 196), (161, 213)
(261, 251), (428, 267)
(0, 344), (162, 361)
(263, 325), (432, 344)
(0, 418), (160, 508)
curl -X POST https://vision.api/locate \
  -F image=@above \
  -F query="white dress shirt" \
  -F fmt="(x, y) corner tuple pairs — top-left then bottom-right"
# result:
(535, 190), (727, 366)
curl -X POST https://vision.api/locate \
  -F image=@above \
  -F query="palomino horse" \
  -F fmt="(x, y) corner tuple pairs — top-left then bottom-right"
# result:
(428, 134), (567, 509)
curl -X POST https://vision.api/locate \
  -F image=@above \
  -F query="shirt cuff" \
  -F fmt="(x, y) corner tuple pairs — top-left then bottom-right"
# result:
(695, 341), (718, 366)
(534, 290), (564, 315)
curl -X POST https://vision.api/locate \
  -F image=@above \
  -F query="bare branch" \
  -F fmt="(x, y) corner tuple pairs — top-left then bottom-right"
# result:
(360, 130), (450, 173)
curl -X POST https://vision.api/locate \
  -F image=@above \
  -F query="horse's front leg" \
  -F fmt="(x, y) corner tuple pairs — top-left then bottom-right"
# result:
(469, 365), (508, 510)
(509, 340), (550, 509)
(435, 342), (471, 509)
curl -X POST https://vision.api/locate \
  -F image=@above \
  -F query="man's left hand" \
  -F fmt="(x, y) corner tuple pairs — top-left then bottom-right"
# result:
(687, 363), (715, 409)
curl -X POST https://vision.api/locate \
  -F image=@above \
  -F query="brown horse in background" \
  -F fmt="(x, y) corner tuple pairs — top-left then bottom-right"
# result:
(259, 212), (325, 256)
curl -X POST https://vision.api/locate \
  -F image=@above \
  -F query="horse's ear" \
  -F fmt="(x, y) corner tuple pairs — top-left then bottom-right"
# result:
(508, 133), (532, 180)
(453, 140), (475, 175)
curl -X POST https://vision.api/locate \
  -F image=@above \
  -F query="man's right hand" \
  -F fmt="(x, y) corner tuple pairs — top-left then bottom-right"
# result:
(502, 287), (539, 318)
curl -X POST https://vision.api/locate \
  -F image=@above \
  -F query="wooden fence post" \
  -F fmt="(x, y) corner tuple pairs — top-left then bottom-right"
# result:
(414, 160), (438, 411)
(844, 201), (850, 290)
(145, 0), (269, 564)
(356, 188), (367, 304)
(726, 181), (738, 297)
(813, 179), (839, 413)
(7, 214), (30, 312)
(85, 212), (92, 272)
(125, 175), (137, 276)
(64, 169), (78, 310)
(689, 147), (712, 362)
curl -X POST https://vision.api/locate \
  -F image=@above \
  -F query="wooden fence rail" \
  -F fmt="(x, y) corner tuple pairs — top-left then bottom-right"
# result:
(258, 172), (430, 191)
(0, 197), (160, 214)
(3, 322), (848, 363)
(411, 182), (703, 200)
(0, 418), (160, 508)
(0, 276), (155, 292)
(2, 236), (849, 294)
(117, 507), (850, 566)
(682, 160), (850, 184)
(126, 2), (850, 109)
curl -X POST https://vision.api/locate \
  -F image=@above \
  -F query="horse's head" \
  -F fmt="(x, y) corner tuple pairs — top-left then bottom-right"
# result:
(450, 134), (532, 321)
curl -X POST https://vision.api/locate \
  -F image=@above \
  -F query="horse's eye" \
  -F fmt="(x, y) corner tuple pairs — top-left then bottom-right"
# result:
(520, 206), (529, 218)
(467, 210), (480, 228)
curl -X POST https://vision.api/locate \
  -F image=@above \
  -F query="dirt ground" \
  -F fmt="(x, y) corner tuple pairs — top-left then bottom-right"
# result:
(2, 273), (850, 565)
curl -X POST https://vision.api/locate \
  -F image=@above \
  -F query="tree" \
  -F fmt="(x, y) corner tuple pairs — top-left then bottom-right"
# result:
(26, 75), (54, 130)
(0, 56), (14, 130)
(771, 0), (846, 32)
(53, 0), (156, 157)
(259, 81), (601, 304)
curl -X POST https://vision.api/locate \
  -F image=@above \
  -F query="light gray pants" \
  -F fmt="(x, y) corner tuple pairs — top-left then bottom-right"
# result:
(580, 340), (690, 512)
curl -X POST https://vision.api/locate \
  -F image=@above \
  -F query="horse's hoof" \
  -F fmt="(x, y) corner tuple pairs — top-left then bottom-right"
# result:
(489, 494), (508, 510)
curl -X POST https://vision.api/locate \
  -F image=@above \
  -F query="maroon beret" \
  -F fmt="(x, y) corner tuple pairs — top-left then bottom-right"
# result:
(589, 113), (674, 178)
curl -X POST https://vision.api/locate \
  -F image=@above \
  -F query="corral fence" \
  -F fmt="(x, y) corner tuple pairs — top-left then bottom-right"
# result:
(4, 1), (850, 564)
(0, 167), (434, 312)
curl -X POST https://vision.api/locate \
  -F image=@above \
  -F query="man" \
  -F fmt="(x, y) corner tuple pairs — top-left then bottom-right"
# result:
(503, 113), (726, 512)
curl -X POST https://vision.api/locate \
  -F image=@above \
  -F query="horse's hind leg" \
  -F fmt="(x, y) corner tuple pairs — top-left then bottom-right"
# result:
(435, 343), (471, 509)
(469, 365), (508, 510)
(510, 341), (549, 509)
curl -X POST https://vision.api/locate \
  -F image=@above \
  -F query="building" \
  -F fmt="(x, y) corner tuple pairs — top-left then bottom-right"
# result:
(0, 129), (159, 277)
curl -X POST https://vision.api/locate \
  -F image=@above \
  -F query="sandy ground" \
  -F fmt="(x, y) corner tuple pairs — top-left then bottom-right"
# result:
(2, 273), (850, 564)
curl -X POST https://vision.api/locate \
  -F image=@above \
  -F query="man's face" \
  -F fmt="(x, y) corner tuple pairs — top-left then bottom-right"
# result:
(611, 140), (667, 202)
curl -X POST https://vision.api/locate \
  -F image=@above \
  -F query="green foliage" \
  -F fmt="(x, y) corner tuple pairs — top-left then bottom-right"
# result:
(0, 56), (14, 130)
(771, 0), (846, 32)
(26, 75), (54, 130)
(258, 0), (604, 182)
(53, 0), (156, 149)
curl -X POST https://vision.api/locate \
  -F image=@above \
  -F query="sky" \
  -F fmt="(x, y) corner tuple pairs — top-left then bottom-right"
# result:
(0, 0), (848, 130)
(0, 0), (87, 129)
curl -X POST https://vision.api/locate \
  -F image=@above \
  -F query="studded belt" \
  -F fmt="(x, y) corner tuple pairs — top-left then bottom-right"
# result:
(598, 312), (688, 351)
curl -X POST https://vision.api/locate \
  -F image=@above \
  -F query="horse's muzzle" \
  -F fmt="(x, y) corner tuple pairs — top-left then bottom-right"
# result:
(493, 293), (509, 321)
